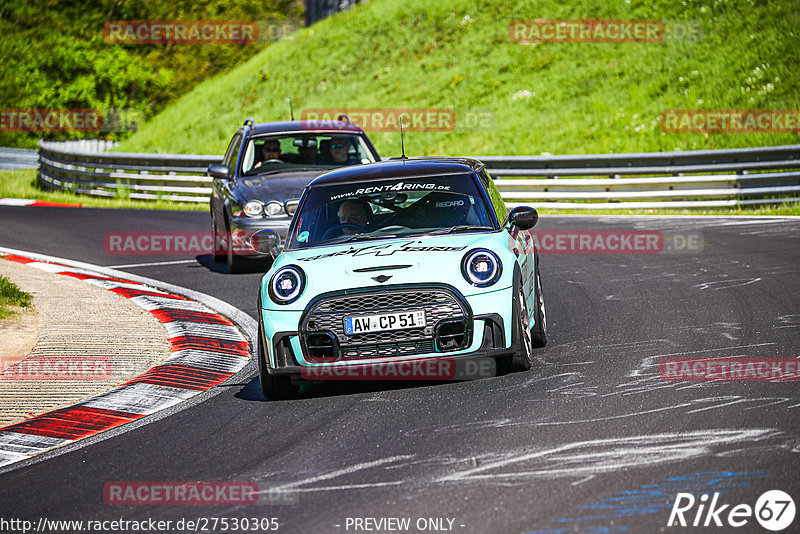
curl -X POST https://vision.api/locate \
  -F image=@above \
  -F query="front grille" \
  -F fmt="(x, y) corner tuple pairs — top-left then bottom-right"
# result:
(301, 286), (469, 360)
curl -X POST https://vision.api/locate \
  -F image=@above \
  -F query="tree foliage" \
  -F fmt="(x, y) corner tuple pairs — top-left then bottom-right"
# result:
(0, 0), (302, 147)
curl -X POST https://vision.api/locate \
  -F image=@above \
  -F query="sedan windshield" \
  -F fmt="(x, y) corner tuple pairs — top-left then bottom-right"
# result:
(241, 133), (376, 176)
(287, 174), (495, 249)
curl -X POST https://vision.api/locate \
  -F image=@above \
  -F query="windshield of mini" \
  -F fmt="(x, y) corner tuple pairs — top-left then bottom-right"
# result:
(241, 133), (376, 176)
(287, 174), (495, 248)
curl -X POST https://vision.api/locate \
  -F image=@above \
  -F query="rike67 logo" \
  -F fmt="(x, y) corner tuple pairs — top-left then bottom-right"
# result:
(668, 490), (795, 531)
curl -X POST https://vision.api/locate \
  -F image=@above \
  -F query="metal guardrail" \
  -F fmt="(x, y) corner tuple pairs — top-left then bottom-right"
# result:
(0, 147), (39, 170)
(37, 140), (800, 209)
(38, 140), (221, 203)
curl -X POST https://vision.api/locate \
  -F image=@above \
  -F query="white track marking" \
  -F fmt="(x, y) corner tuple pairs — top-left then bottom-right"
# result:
(436, 429), (780, 483)
(164, 322), (246, 341)
(161, 349), (248, 372)
(80, 383), (196, 415)
(131, 295), (209, 312)
(693, 278), (762, 290)
(272, 455), (414, 491)
(107, 259), (198, 269)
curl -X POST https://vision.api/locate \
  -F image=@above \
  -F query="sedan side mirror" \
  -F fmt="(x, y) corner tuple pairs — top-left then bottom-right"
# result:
(207, 163), (230, 180)
(503, 206), (538, 230)
(249, 229), (282, 259)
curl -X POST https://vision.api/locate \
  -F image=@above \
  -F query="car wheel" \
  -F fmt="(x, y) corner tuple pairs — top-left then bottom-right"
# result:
(225, 225), (245, 274)
(531, 266), (547, 348)
(211, 212), (225, 263)
(258, 326), (299, 400)
(510, 280), (534, 372)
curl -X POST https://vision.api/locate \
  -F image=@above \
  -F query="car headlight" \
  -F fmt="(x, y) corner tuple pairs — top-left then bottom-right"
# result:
(244, 200), (264, 217)
(268, 265), (305, 304)
(461, 249), (502, 287)
(265, 201), (284, 216)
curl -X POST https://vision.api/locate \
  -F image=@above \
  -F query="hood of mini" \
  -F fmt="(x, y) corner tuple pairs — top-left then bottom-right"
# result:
(261, 232), (515, 310)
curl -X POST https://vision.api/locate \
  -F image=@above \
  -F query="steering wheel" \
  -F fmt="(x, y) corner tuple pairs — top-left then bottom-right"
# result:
(255, 159), (283, 169)
(322, 223), (366, 240)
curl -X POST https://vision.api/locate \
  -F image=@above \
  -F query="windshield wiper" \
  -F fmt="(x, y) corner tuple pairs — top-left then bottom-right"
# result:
(333, 233), (398, 244)
(426, 225), (493, 235)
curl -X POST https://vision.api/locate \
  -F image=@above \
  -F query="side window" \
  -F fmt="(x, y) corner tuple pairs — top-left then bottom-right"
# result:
(223, 133), (243, 171)
(480, 169), (507, 224)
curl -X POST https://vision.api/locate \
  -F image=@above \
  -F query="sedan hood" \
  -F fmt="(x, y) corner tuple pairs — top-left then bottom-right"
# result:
(237, 169), (325, 204)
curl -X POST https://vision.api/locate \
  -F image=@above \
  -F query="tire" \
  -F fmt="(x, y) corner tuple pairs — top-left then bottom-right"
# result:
(510, 280), (534, 372)
(531, 266), (547, 348)
(225, 225), (245, 274)
(258, 326), (299, 400)
(211, 212), (225, 263)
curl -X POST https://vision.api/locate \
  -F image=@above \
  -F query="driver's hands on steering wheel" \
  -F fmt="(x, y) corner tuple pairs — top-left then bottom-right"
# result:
(254, 159), (282, 169)
(322, 223), (366, 240)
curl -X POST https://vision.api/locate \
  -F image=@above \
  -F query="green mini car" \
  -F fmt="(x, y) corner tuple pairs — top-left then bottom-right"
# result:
(252, 157), (546, 399)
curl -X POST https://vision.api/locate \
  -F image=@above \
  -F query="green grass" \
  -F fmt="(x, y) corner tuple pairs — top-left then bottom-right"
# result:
(536, 200), (800, 217)
(0, 275), (32, 320)
(0, 169), (205, 211)
(118, 0), (800, 158)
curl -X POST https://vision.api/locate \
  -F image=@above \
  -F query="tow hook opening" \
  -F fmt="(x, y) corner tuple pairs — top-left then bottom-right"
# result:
(304, 331), (340, 362)
(435, 319), (469, 352)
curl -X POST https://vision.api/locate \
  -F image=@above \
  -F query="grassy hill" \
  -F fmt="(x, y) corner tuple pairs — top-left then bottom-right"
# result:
(119, 0), (800, 157)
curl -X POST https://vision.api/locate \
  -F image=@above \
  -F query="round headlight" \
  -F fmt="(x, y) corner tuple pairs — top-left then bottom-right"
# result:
(461, 249), (502, 287)
(269, 265), (305, 304)
(265, 201), (284, 216)
(244, 200), (264, 217)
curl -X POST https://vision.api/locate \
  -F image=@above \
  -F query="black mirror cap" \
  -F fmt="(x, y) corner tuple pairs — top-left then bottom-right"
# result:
(207, 163), (230, 180)
(507, 206), (538, 230)
(249, 229), (282, 259)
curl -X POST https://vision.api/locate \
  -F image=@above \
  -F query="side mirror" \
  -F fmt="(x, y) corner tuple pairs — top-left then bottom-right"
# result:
(503, 206), (538, 230)
(207, 163), (230, 180)
(248, 229), (282, 259)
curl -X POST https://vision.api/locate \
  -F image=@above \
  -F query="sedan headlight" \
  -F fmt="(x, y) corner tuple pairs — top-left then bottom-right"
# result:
(268, 265), (306, 304)
(265, 201), (284, 216)
(461, 249), (502, 287)
(244, 200), (264, 217)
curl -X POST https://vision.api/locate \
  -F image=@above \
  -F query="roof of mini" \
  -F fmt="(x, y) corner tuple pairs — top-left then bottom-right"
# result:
(309, 157), (485, 186)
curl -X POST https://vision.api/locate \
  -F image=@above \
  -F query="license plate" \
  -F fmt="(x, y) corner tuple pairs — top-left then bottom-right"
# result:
(344, 310), (426, 335)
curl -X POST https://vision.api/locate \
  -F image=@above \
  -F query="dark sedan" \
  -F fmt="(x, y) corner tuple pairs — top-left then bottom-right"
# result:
(208, 117), (380, 272)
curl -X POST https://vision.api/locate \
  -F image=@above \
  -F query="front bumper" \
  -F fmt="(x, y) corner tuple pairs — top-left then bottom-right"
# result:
(259, 283), (514, 380)
(229, 215), (292, 255)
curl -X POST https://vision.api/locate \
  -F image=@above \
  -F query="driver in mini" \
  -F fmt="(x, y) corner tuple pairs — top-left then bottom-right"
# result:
(254, 140), (282, 169)
(337, 199), (369, 235)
